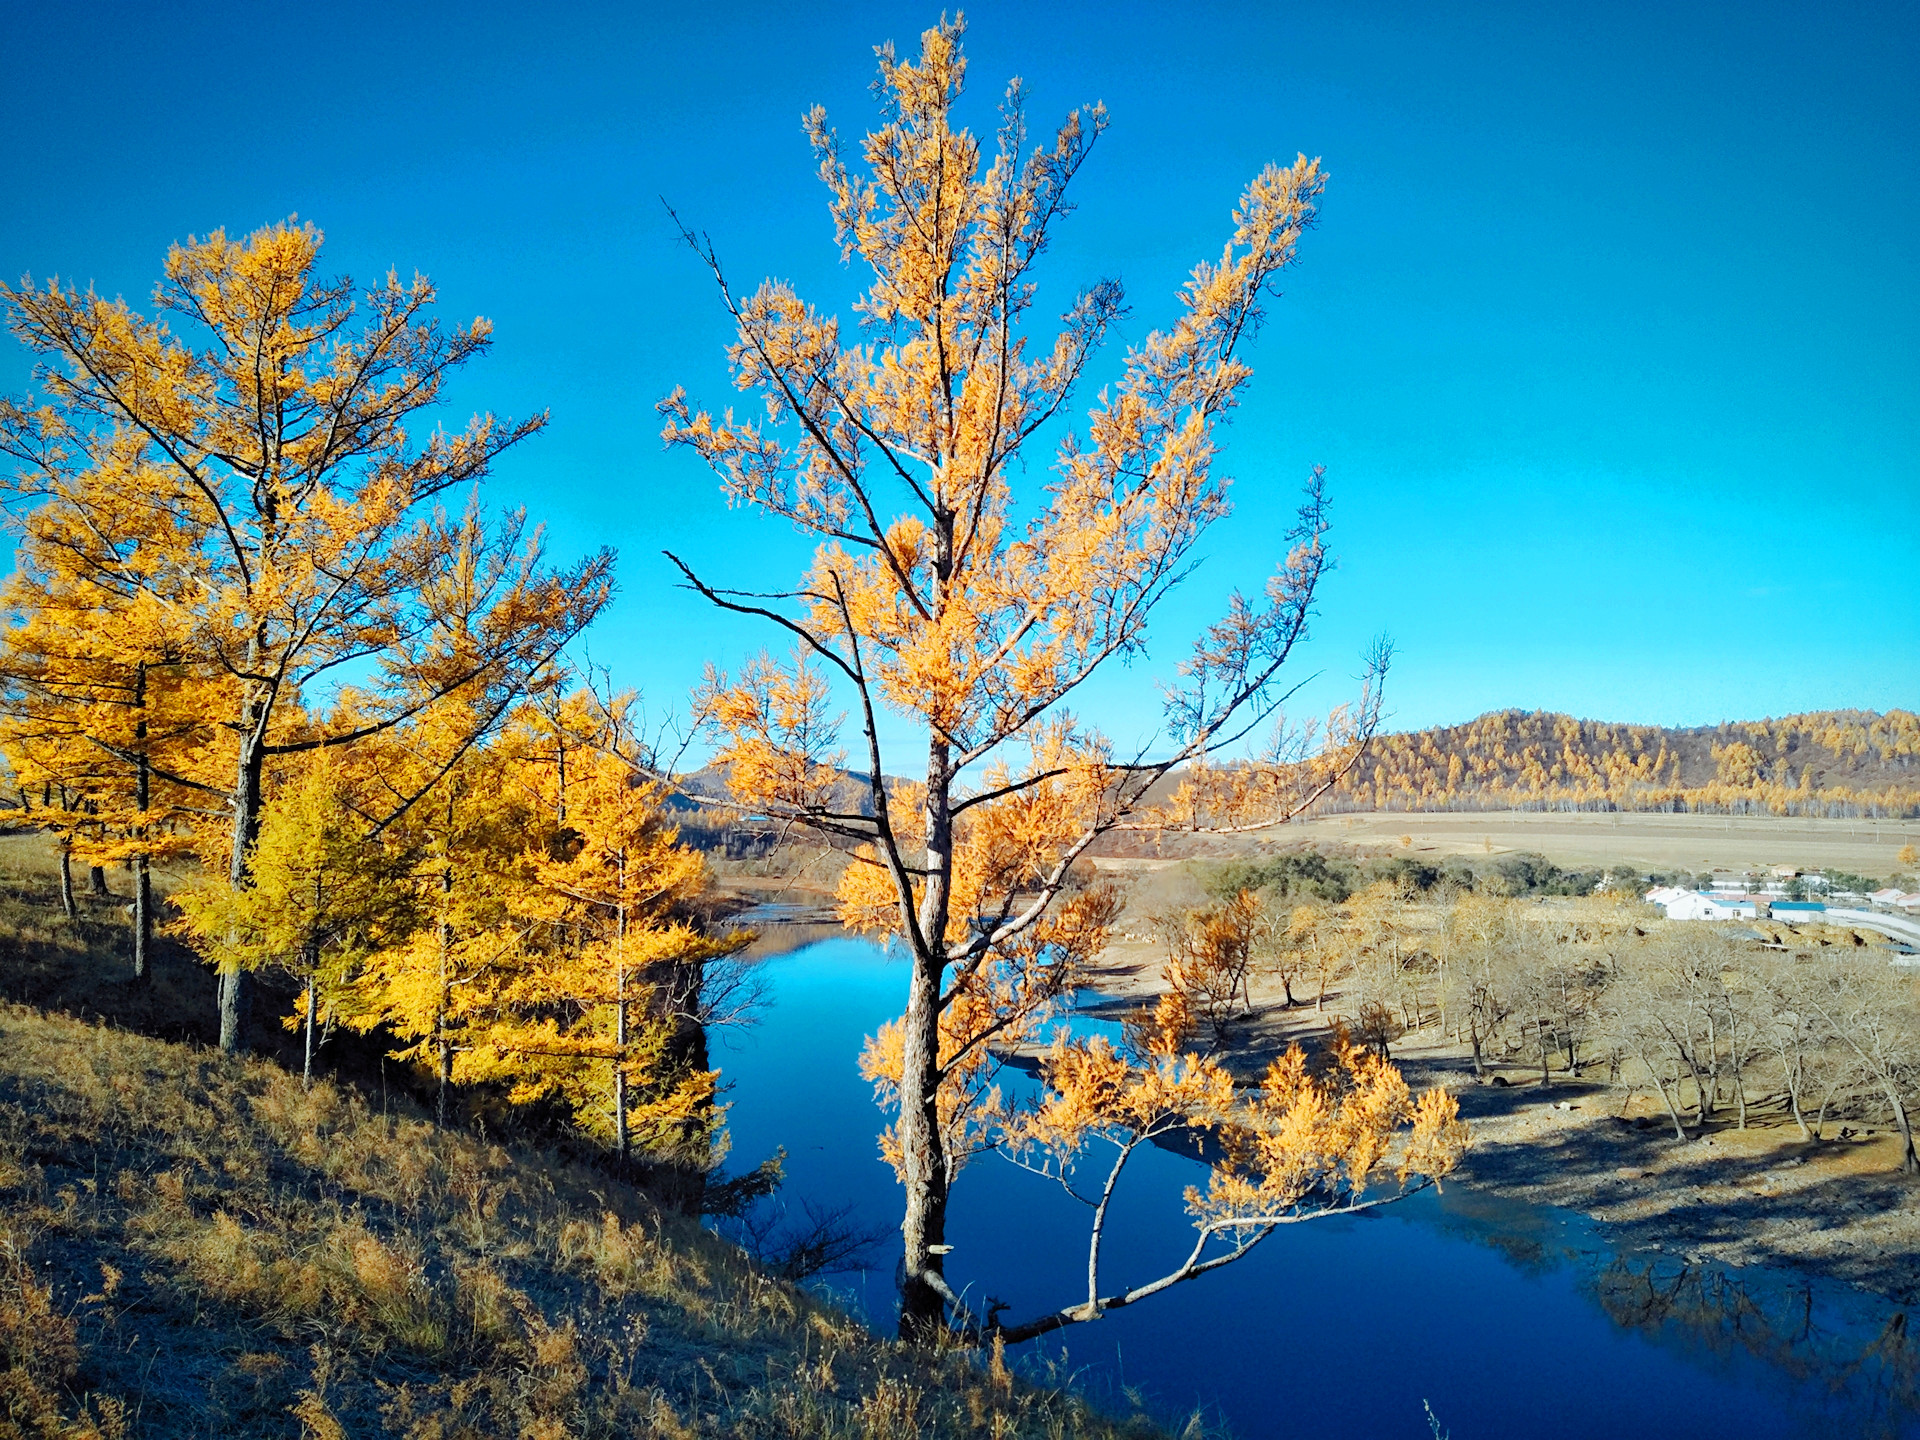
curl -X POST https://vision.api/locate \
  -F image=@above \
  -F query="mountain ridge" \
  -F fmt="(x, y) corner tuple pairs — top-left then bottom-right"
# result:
(1321, 707), (1920, 817)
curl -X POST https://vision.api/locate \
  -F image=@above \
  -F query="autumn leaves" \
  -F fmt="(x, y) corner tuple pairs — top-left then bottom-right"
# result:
(661, 17), (1444, 1342)
(0, 225), (733, 1162)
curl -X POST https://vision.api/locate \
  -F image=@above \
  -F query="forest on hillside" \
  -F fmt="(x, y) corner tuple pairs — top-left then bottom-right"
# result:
(1316, 709), (1920, 818)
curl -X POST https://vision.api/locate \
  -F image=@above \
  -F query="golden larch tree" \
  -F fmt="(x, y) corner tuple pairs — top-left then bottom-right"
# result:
(664, 20), (1405, 1341)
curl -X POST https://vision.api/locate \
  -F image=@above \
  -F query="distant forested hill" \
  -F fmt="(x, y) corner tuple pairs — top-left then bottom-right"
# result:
(1321, 709), (1920, 818)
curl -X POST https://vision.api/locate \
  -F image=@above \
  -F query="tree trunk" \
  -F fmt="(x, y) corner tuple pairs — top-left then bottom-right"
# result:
(88, 864), (108, 897)
(436, 851), (453, 1127)
(131, 673), (152, 984)
(1678, 1045), (1712, 1126)
(219, 734), (267, 1054)
(1539, 1023), (1551, 1086)
(1650, 1068), (1691, 1141)
(1468, 1023), (1485, 1080)
(897, 733), (955, 1343)
(132, 852), (152, 983)
(1784, 1058), (1811, 1141)
(302, 973), (318, 1089)
(57, 845), (76, 921)
(897, 944), (952, 1342)
(614, 887), (630, 1167)
(1883, 1080), (1918, 1175)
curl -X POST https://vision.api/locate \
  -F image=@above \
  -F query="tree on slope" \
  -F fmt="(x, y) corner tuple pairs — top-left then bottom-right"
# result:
(0, 222), (614, 1049)
(664, 20), (1416, 1342)
(178, 755), (415, 1086)
(0, 563), (208, 978)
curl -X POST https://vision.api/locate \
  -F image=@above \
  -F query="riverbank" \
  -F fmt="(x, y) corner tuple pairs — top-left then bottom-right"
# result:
(720, 864), (1920, 1308)
(1080, 934), (1920, 1307)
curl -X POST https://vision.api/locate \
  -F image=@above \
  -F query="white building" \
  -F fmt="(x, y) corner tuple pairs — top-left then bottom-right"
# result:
(1769, 901), (1828, 923)
(1648, 889), (1759, 921)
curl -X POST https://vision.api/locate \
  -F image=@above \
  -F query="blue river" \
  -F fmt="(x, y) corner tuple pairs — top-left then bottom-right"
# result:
(713, 937), (1918, 1440)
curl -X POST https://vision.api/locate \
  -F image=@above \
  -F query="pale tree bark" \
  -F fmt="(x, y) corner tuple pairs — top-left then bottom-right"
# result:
(218, 724), (266, 1054)
(57, 842), (76, 921)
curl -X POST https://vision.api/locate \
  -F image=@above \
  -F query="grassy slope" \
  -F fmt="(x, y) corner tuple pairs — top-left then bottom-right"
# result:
(0, 1005), (1164, 1440)
(0, 835), (1163, 1440)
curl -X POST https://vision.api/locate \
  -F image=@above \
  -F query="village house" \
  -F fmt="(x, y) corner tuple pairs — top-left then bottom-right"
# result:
(1769, 900), (1828, 923)
(1646, 887), (1760, 921)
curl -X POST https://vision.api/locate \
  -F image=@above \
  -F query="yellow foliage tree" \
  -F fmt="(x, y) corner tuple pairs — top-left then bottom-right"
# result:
(0, 563), (209, 975)
(514, 736), (750, 1166)
(666, 19), (1387, 1340)
(0, 222), (614, 1049)
(178, 756), (415, 1085)
(344, 690), (747, 1165)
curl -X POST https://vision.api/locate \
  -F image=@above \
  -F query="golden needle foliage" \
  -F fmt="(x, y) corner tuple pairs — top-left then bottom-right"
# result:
(0, 220), (613, 1049)
(979, 1003), (1464, 1343)
(665, 16), (1388, 1342)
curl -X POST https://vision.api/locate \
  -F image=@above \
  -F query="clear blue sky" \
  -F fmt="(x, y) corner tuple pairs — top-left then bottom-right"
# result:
(3, 0), (1914, 755)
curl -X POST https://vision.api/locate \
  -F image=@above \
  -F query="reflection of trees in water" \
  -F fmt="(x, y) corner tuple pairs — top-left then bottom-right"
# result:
(1591, 1258), (1917, 1439)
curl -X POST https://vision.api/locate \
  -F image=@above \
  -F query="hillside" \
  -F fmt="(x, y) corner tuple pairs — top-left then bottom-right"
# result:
(0, 1005), (1158, 1440)
(1323, 709), (1920, 818)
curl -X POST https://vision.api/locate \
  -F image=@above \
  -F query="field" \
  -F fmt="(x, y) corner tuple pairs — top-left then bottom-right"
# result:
(1287, 808), (1920, 877)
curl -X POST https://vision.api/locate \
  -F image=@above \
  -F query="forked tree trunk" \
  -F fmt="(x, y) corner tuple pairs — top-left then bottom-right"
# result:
(1784, 1057), (1811, 1141)
(1649, 1068), (1691, 1142)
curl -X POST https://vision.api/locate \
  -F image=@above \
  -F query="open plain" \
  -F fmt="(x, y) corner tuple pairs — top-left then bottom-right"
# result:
(1287, 808), (1920, 877)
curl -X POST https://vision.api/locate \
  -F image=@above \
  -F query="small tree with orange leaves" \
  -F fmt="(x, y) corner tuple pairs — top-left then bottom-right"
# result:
(1156, 888), (1262, 1049)
(665, 18), (1386, 1340)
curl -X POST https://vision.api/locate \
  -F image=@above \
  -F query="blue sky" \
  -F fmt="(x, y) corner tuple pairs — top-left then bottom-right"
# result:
(3, 0), (1914, 756)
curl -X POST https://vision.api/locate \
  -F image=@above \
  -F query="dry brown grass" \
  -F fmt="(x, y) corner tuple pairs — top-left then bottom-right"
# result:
(0, 1003), (1165, 1439)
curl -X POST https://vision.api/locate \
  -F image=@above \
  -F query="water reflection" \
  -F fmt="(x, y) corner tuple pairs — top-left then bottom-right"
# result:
(1591, 1259), (1915, 1440)
(718, 937), (1920, 1440)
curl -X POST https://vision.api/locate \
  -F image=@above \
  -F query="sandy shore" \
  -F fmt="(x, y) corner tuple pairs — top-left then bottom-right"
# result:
(1081, 938), (1920, 1306)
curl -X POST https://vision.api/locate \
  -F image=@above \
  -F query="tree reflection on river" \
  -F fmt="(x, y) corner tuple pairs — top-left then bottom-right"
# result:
(1591, 1258), (1915, 1440)
(719, 932), (1919, 1439)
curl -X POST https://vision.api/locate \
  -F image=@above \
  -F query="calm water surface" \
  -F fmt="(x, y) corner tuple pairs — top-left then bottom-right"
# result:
(715, 938), (1918, 1440)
